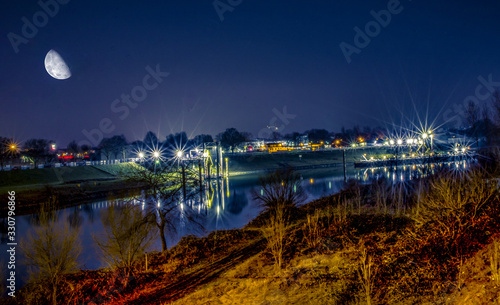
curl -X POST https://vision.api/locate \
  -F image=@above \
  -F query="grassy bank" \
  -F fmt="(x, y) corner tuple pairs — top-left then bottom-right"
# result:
(0, 163), (143, 214)
(227, 148), (395, 175)
(5, 166), (500, 304)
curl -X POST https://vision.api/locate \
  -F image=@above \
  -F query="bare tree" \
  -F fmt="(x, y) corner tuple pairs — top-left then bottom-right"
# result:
(261, 200), (288, 270)
(492, 90), (500, 125)
(253, 169), (305, 271)
(122, 161), (203, 251)
(252, 168), (306, 215)
(21, 204), (81, 305)
(465, 100), (480, 149)
(94, 203), (157, 273)
(23, 138), (53, 167)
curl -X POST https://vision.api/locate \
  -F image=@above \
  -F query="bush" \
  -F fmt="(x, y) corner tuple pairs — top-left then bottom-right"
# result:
(94, 204), (157, 274)
(21, 204), (81, 305)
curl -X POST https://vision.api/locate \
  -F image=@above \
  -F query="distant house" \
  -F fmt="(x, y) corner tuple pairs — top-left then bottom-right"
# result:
(296, 135), (309, 146)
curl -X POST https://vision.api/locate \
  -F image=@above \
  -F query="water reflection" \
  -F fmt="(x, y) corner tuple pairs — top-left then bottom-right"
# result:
(0, 160), (472, 280)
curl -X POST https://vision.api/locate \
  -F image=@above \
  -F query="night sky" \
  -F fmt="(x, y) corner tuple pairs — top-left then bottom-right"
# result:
(1, 0), (500, 147)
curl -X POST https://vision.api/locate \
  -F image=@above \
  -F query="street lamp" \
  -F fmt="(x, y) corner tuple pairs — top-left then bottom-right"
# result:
(138, 152), (145, 159)
(153, 151), (160, 158)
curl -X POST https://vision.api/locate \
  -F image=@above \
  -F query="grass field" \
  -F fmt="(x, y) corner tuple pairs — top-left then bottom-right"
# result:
(227, 147), (394, 173)
(0, 163), (143, 189)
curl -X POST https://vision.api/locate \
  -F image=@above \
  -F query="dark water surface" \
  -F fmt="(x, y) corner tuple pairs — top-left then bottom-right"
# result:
(0, 161), (469, 288)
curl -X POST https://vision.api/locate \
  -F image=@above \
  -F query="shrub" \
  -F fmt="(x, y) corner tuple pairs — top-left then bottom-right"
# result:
(21, 204), (81, 305)
(94, 204), (157, 274)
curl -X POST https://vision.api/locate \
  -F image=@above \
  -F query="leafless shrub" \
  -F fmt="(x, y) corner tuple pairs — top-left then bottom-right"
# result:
(491, 240), (500, 282)
(302, 209), (321, 250)
(21, 204), (81, 305)
(372, 178), (389, 214)
(411, 168), (498, 237)
(357, 247), (377, 305)
(252, 168), (306, 214)
(94, 203), (157, 274)
(261, 201), (288, 271)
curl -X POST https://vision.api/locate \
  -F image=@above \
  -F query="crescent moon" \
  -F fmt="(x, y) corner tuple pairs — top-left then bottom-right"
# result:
(44, 49), (71, 80)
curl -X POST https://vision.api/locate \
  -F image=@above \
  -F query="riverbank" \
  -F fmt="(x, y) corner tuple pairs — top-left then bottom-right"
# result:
(0, 163), (142, 215)
(0, 149), (384, 212)
(226, 148), (391, 175)
(5, 167), (500, 304)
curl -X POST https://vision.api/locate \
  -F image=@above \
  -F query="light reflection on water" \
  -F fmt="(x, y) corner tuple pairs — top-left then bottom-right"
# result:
(0, 160), (470, 286)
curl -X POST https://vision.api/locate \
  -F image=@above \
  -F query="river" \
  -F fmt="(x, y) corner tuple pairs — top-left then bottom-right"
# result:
(0, 160), (469, 288)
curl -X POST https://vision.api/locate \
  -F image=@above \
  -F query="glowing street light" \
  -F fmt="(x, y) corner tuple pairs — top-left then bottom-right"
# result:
(389, 139), (395, 145)
(397, 139), (403, 145)
(138, 152), (145, 159)
(153, 151), (160, 158)
(176, 150), (183, 159)
(422, 133), (428, 139)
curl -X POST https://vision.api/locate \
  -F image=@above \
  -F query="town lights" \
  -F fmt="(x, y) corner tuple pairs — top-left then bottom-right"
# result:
(153, 151), (160, 158)
(138, 152), (145, 159)
(389, 140), (395, 145)
(422, 133), (428, 139)
(397, 139), (403, 145)
(176, 150), (183, 158)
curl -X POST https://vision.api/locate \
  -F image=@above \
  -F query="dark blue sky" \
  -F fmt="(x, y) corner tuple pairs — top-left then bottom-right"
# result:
(1, 0), (500, 147)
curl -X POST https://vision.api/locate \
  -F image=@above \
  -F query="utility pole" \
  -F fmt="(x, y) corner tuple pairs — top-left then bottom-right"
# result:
(395, 145), (398, 171)
(181, 160), (187, 202)
(216, 142), (220, 179)
(343, 147), (346, 184)
(198, 160), (203, 204)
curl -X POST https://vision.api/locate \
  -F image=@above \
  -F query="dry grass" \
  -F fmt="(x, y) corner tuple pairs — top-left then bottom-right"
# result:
(7, 167), (500, 305)
(490, 240), (500, 282)
(261, 202), (288, 271)
(303, 209), (322, 250)
(357, 247), (377, 305)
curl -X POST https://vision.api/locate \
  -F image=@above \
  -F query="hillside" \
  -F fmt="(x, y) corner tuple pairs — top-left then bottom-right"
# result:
(5, 167), (500, 304)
